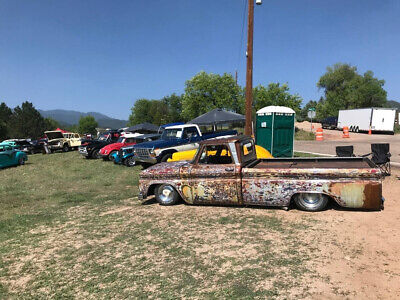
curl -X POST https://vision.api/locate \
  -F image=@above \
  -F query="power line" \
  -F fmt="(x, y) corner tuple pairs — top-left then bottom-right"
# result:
(237, 0), (248, 81)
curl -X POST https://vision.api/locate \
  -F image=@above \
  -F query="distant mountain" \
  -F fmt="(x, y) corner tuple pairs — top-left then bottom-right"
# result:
(38, 109), (128, 129)
(387, 100), (400, 110)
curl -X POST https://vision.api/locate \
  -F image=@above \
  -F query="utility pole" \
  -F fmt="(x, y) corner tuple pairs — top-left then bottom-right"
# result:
(235, 70), (238, 85)
(244, 0), (255, 136)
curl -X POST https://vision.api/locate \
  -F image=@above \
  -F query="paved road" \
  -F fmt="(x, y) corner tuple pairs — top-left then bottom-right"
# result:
(295, 130), (400, 163)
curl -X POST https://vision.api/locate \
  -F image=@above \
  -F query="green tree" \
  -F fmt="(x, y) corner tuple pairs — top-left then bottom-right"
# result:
(9, 102), (47, 139)
(128, 99), (154, 126)
(317, 63), (387, 119)
(182, 71), (242, 120)
(0, 102), (12, 140)
(78, 115), (98, 135)
(43, 117), (60, 131)
(299, 100), (318, 121)
(161, 93), (184, 123)
(252, 83), (302, 114)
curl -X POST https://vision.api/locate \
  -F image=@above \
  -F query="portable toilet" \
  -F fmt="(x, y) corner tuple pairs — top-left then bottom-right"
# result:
(255, 106), (295, 157)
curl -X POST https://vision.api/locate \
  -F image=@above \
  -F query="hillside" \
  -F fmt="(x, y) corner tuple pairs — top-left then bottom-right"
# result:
(39, 109), (128, 129)
(387, 100), (400, 110)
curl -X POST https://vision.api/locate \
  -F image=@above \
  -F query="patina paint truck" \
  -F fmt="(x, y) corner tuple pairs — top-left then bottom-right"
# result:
(139, 136), (383, 211)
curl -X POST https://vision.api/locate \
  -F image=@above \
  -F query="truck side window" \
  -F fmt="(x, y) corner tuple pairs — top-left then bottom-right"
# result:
(198, 145), (232, 165)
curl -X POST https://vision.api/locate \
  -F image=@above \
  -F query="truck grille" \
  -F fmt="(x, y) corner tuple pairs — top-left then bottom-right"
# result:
(135, 148), (150, 158)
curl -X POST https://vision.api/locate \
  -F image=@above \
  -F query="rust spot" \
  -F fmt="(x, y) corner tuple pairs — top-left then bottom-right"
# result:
(363, 182), (382, 210)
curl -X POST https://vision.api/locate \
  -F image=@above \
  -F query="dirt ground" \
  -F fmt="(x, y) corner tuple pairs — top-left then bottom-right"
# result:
(295, 121), (400, 163)
(296, 169), (400, 299)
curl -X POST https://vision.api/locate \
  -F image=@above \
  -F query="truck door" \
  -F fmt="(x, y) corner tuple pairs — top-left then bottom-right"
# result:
(186, 144), (241, 205)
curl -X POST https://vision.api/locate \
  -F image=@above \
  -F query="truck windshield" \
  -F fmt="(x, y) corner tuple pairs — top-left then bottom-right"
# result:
(161, 129), (183, 140)
(98, 133), (110, 141)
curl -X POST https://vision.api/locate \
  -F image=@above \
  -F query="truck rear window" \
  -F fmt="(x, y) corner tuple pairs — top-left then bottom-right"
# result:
(198, 145), (233, 165)
(241, 140), (257, 164)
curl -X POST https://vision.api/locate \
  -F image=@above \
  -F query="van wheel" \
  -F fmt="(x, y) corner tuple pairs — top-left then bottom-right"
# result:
(155, 184), (179, 206)
(294, 193), (329, 212)
(160, 153), (172, 162)
(62, 144), (69, 152)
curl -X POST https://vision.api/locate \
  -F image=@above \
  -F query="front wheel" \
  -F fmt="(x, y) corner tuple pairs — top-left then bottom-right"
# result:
(294, 193), (329, 212)
(160, 153), (172, 162)
(155, 184), (179, 206)
(62, 144), (69, 152)
(108, 151), (117, 161)
(125, 156), (136, 167)
(18, 157), (25, 165)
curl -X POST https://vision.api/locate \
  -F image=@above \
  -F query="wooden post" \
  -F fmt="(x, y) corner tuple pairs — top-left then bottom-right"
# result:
(245, 0), (254, 136)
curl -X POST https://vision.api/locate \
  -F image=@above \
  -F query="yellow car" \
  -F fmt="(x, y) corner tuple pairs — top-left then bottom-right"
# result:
(168, 144), (273, 162)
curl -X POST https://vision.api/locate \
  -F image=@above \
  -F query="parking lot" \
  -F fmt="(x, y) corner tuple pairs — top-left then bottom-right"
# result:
(295, 122), (400, 163)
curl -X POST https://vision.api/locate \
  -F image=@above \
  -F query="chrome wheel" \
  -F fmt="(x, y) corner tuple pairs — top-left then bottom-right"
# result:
(155, 184), (179, 206)
(294, 193), (329, 212)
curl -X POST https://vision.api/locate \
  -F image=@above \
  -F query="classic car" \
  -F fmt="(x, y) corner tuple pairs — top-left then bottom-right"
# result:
(79, 130), (120, 159)
(99, 133), (143, 161)
(112, 133), (161, 166)
(139, 136), (383, 212)
(0, 144), (28, 168)
(44, 131), (81, 152)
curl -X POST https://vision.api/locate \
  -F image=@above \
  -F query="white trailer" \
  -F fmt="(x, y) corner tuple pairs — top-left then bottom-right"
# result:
(337, 108), (396, 133)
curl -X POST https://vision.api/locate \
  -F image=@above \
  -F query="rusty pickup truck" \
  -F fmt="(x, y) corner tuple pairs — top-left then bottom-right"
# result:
(139, 136), (383, 211)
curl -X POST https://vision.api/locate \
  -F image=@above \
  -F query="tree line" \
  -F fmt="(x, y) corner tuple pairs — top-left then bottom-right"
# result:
(0, 101), (99, 140)
(128, 71), (303, 125)
(129, 64), (388, 125)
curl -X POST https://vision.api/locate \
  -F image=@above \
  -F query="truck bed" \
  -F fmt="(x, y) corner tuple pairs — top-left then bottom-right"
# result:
(247, 157), (376, 169)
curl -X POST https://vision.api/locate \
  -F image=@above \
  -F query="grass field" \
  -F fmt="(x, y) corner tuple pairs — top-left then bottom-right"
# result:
(0, 151), (323, 298)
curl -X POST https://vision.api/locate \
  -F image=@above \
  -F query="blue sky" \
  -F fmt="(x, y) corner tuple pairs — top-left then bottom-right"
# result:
(0, 0), (399, 120)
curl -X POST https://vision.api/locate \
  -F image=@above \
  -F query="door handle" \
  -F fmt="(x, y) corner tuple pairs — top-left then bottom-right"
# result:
(225, 167), (234, 172)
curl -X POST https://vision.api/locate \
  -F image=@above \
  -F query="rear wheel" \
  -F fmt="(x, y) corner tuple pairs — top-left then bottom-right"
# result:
(155, 184), (179, 205)
(294, 193), (329, 212)
(92, 149), (100, 159)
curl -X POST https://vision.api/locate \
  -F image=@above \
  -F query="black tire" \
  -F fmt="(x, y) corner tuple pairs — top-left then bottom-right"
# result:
(160, 153), (173, 162)
(108, 151), (117, 161)
(155, 184), (179, 206)
(125, 156), (136, 167)
(92, 149), (100, 159)
(18, 157), (25, 165)
(294, 193), (329, 212)
(62, 144), (69, 152)
(355, 127), (359, 133)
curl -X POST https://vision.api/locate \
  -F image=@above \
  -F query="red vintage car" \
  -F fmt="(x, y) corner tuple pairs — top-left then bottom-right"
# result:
(99, 133), (143, 161)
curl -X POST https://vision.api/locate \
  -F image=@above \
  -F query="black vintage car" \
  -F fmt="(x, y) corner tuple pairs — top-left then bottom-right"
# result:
(78, 130), (120, 159)
(321, 117), (338, 130)
(13, 139), (44, 154)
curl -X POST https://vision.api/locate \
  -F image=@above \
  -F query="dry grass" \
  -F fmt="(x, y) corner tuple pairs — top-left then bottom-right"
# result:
(0, 151), (324, 298)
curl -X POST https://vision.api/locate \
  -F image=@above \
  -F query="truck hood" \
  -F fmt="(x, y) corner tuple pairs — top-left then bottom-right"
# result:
(140, 161), (188, 179)
(133, 138), (183, 150)
(100, 142), (129, 153)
